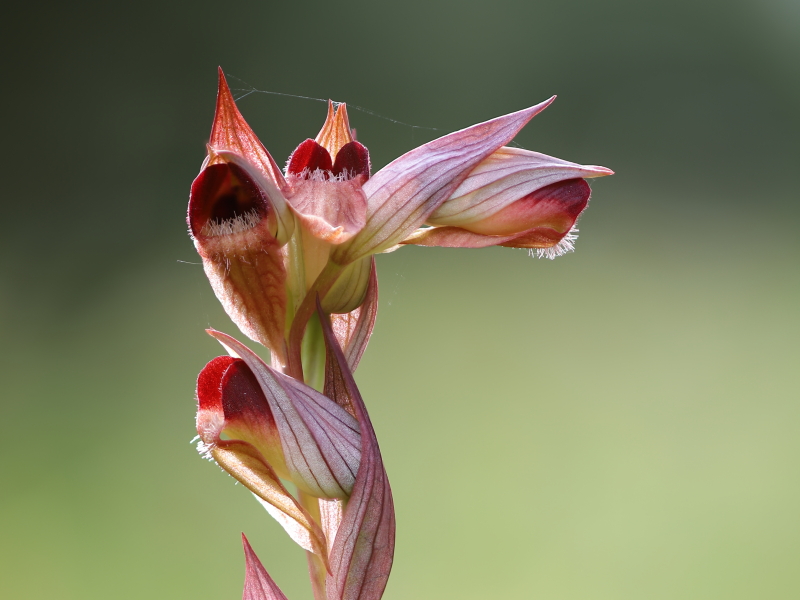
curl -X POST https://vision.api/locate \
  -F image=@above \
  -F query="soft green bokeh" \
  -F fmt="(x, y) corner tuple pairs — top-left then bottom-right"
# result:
(1, 0), (798, 598)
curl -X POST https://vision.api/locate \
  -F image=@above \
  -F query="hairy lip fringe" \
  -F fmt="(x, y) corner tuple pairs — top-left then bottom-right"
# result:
(201, 208), (263, 237)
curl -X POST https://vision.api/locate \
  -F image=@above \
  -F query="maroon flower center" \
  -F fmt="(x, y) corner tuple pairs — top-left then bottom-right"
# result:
(286, 139), (370, 181)
(188, 162), (269, 237)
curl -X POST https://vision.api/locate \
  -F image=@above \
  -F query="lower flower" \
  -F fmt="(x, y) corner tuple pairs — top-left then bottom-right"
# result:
(195, 308), (394, 600)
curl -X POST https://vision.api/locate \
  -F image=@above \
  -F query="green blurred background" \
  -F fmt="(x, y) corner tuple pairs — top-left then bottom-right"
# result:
(1, 0), (798, 598)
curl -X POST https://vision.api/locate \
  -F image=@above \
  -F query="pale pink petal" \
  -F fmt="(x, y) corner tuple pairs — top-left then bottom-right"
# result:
(402, 178), (594, 252)
(210, 440), (327, 560)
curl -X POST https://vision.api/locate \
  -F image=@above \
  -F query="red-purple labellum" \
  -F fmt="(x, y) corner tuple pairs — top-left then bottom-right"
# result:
(332, 141), (370, 180)
(198, 356), (279, 431)
(286, 139), (334, 177)
(197, 355), (238, 411)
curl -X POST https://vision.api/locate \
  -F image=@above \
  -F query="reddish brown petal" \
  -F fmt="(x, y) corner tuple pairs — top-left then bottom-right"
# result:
(334, 98), (555, 263)
(242, 534), (290, 600)
(197, 355), (237, 413)
(189, 159), (289, 359)
(330, 257), (378, 372)
(332, 141), (371, 180)
(320, 306), (395, 600)
(211, 68), (286, 190)
(286, 139), (334, 177)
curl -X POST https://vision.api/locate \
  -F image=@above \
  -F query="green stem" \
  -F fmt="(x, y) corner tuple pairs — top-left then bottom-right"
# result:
(286, 261), (344, 381)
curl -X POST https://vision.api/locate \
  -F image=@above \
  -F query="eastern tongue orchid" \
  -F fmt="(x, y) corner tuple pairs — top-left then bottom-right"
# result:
(187, 68), (611, 600)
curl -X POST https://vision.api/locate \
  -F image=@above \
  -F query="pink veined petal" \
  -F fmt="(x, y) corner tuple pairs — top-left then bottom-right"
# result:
(211, 68), (287, 191)
(334, 98), (555, 263)
(319, 305), (395, 600)
(242, 534), (290, 600)
(189, 211), (289, 360)
(429, 146), (613, 226)
(330, 257), (378, 372)
(209, 330), (362, 499)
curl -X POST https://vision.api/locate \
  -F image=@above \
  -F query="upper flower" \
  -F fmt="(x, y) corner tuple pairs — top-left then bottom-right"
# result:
(188, 69), (612, 378)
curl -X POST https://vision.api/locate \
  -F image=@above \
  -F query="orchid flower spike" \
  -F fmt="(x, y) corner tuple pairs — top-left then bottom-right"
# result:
(188, 69), (612, 380)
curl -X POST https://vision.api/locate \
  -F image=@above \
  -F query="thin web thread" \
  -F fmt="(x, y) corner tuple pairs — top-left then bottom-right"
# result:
(225, 73), (440, 134)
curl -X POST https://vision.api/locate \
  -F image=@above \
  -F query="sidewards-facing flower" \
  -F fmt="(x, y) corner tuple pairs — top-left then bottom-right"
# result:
(196, 326), (369, 565)
(401, 146), (614, 256)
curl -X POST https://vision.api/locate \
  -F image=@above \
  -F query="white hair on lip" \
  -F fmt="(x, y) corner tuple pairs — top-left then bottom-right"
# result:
(531, 226), (579, 260)
(201, 208), (262, 237)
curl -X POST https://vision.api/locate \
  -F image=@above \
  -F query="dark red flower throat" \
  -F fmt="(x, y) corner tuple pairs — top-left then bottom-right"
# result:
(188, 162), (270, 238)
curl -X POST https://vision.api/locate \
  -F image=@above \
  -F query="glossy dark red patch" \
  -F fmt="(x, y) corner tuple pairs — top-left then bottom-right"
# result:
(188, 162), (268, 236)
(332, 141), (370, 179)
(286, 139), (333, 177)
(197, 355), (238, 410)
